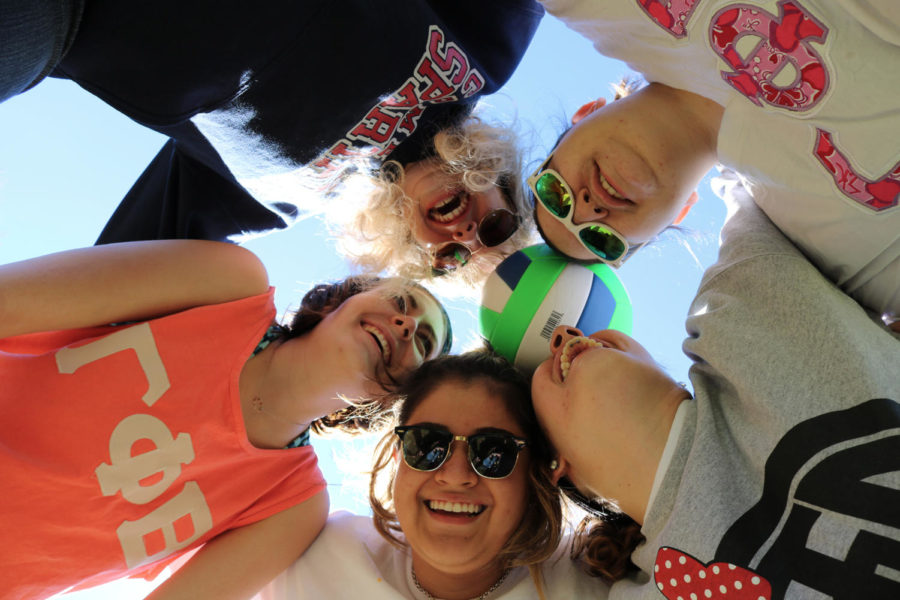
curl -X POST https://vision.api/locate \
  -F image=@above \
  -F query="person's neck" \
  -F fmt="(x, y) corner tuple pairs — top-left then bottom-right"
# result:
(582, 382), (691, 525)
(239, 337), (361, 448)
(411, 556), (507, 600)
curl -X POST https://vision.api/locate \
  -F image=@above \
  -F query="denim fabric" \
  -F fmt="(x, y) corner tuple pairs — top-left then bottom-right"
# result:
(0, 0), (82, 102)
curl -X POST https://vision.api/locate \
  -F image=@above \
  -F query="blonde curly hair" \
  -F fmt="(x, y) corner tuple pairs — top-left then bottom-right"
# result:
(331, 115), (535, 291)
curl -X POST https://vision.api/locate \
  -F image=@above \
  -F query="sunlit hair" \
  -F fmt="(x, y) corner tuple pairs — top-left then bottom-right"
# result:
(331, 115), (536, 291)
(275, 275), (452, 435)
(369, 351), (563, 576)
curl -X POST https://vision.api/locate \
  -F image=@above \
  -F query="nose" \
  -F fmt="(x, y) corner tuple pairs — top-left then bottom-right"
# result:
(572, 188), (608, 224)
(391, 314), (417, 341)
(434, 440), (477, 487)
(451, 220), (481, 246)
(549, 325), (584, 353)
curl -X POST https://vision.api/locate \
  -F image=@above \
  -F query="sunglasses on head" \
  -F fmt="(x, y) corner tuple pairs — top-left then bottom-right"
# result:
(430, 207), (519, 275)
(394, 424), (527, 479)
(527, 155), (637, 268)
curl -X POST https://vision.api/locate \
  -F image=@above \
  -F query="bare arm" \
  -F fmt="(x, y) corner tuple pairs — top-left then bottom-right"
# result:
(145, 489), (329, 600)
(0, 240), (269, 339)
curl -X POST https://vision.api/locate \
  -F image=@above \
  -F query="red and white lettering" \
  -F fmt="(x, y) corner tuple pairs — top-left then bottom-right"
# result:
(55, 323), (170, 407)
(115, 482), (213, 569)
(349, 106), (403, 145)
(416, 57), (458, 103)
(460, 70), (486, 99)
(95, 414), (196, 505)
(709, 1), (829, 111)
(636, 0), (701, 38)
(315, 25), (483, 172)
(428, 26), (470, 86)
(382, 81), (421, 109)
(814, 129), (900, 212)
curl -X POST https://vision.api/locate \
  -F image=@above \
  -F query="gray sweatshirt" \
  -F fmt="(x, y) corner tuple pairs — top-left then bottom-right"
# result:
(613, 197), (900, 599)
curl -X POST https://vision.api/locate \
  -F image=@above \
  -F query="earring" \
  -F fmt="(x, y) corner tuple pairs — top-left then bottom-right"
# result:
(549, 459), (559, 470)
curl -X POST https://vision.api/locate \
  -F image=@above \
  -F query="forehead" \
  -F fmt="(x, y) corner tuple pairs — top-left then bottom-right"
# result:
(376, 280), (447, 335)
(406, 379), (523, 437)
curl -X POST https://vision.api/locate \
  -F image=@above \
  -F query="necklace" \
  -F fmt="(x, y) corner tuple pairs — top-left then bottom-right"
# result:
(411, 567), (511, 600)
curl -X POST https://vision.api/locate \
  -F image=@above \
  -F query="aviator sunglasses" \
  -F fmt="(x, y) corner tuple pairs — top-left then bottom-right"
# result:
(430, 207), (519, 275)
(394, 424), (527, 479)
(527, 155), (638, 268)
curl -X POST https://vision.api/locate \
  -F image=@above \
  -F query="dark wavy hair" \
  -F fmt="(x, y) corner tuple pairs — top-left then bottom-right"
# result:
(274, 274), (452, 435)
(561, 481), (645, 582)
(369, 350), (563, 574)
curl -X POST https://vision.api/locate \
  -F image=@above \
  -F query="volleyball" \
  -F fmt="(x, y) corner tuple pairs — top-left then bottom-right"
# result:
(479, 244), (632, 371)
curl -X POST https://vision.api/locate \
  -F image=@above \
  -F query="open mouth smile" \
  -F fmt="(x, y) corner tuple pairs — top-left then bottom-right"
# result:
(426, 499), (486, 516)
(559, 336), (609, 382)
(428, 192), (470, 224)
(362, 323), (392, 366)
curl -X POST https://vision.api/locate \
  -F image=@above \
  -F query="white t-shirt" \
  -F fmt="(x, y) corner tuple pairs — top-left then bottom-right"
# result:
(540, 0), (900, 319)
(256, 511), (610, 600)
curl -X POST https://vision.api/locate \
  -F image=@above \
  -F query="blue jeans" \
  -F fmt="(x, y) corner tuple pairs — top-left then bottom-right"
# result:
(0, 0), (83, 102)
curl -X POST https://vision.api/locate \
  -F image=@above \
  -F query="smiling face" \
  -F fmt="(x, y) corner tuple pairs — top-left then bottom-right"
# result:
(535, 84), (717, 261)
(403, 159), (513, 255)
(393, 379), (531, 577)
(309, 280), (448, 397)
(530, 326), (682, 499)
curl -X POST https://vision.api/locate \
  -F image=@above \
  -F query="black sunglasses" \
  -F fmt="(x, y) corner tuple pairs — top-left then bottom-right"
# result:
(394, 424), (527, 479)
(431, 208), (519, 274)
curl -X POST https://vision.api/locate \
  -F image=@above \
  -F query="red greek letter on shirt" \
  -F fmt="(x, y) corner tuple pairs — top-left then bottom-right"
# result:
(349, 106), (403, 145)
(636, 0), (701, 38)
(814, 128), (900, 212)
(709, 0), (829, 112)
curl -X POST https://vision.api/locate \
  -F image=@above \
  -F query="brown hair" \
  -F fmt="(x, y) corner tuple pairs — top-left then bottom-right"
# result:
(277, 275), (452, 435)
(369, 351), (563, 571)
(570, 506), (645, 582)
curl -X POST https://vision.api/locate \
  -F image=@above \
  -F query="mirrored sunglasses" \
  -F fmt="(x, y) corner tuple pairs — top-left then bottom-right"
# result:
(431, 208), (519, 274)
(527, 157), (632, 267)
(394, 424), (527, 479)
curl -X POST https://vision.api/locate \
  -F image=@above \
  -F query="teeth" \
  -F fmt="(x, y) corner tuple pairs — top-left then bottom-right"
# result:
(599, 172), (625, 200)
(429, 193), (469, 223)
(560, 337), (605, 381)
(362, 324), (391, 365)
(427, 500), (485, 515)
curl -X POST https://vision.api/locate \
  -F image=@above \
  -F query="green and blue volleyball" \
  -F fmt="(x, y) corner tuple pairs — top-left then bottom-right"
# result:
(480, 244), (632, 370)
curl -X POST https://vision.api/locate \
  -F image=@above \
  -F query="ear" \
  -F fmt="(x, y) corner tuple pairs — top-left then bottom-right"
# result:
(571, 98), (608, 125)
(672, 190), (699, 225)
(549, 456), (570, 486)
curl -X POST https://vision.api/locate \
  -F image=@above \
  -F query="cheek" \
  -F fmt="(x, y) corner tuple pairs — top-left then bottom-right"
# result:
(495, 467), (531, 532)
(532, 376), (566, 446)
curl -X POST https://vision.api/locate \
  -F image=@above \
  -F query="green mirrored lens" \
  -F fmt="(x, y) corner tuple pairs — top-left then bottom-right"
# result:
(535, 173), (572, 218)
(580, 225), (627, 261)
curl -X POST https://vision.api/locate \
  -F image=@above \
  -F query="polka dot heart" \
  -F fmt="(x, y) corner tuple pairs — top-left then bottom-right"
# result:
(653, 547), (771, 600)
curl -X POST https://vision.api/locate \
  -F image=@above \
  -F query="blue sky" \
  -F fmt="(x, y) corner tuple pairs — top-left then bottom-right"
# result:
(0, 15), (726, 598)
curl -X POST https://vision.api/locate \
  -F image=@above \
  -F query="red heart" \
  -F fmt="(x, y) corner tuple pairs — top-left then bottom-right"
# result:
(654, 547), (771, 600)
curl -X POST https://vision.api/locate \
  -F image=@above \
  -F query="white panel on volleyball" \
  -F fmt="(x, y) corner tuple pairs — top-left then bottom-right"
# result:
(514, 264), (592, 370)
